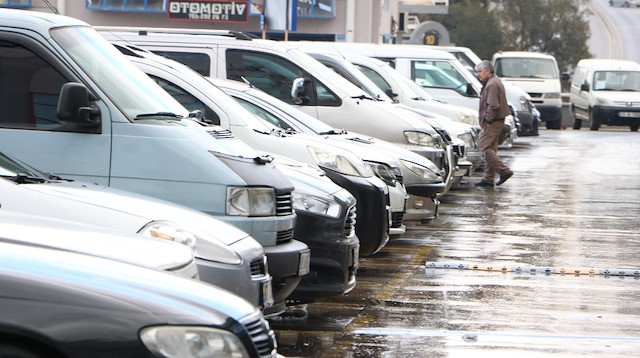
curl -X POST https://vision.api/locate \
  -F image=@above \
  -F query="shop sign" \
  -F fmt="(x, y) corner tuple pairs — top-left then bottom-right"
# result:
(168, 0), (249, 23)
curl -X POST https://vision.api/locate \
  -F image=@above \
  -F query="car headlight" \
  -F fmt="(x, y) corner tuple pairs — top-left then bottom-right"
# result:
(140, 326), (250, 358)
(365, 161), (398, 186)
(139, 221), (197, 252)
(519, 96), (532, 112)
(404, 131), (436, 147)
(457, 109), (478, 125)
(293, 190), (342, 218)
(544, 92), (561, 99)
(139, 221), (242, 265)
(400, 159), (441, 181)
(457, 132), (476, 151)
(308, 146), (372, 177)
(226, 187), (275, 216)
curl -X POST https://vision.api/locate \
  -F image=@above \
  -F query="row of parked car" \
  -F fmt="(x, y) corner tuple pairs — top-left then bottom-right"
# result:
(0, 9), (548, 358)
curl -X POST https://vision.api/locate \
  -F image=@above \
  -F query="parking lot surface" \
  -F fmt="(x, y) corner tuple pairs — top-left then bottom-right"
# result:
(271, 128), (640, 357)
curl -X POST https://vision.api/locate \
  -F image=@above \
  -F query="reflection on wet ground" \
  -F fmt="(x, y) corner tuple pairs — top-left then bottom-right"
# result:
(271, 129), (640, 357)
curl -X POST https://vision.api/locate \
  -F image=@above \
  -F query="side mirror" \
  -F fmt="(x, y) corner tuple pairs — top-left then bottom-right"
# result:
(580, 82), (589, 92)
(291, 77), (311, 105)
(57, 82), (101, 133)
(561, 72), (571, 81)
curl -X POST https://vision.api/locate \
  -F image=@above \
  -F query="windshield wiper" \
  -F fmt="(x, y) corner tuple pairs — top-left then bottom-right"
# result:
(318, 128), (347, 135)
(1, 173), (46, 184)
(351, 94), (375, 101)
(134, 112), (182, 120)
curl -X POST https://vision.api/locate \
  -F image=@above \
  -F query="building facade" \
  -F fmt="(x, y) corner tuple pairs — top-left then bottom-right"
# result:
(10, 0), (448, 44)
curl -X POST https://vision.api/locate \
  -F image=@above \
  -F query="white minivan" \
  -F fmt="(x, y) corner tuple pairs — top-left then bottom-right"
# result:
(96, 28), (453, 191)
(0, 9), (309, 315)
(492, 51), (568, 129)
(569, 59), (640, 131)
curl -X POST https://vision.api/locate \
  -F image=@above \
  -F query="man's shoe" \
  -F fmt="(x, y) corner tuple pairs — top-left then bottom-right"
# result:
(496, 171), (513, 186)
(475, 180), (494, 187)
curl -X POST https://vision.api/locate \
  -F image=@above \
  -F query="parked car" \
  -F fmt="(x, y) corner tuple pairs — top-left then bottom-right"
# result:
(96, 28), (451, 200)
(569, 58), (640, 131)
(0, 150), (274, 310)
(433, 45), (541, 137)
(0, 9), (309, 316)
(0, 211), (198, 279)
(286, 41), (519, 145)
(609, 0), (640, 7)
(210, 77), (449, 223)
(303, 50), (479, 177)
(117, 45), (390, 256)
(276, 161), (360, 302)
(492, 51), (569, 129)
(0, 239), (278, 358)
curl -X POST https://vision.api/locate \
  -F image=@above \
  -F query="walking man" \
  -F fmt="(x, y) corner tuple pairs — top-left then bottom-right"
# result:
(475, 60), (513, 187)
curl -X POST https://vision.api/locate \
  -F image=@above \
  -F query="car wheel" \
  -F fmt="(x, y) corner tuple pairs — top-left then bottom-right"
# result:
(0, 344), (45, 358)
(609, 0), (613, 5)
(589, 109), (600, 131)
(624, 1), (630, 6)
(571, 106), (582, 130)
(545, 119), (561, 130)
(630, 124), (639, 131)
(531, 118), (539, 136)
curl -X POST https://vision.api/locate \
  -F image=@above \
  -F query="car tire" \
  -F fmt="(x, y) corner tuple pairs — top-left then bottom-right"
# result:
(545, 119), (561, 130)
(571, 106), (582, 130)
(589, 109), (600, 131)
(0, 344), (45, 358)
(531, 117), (539, 136)
(630, 124), (639, 131)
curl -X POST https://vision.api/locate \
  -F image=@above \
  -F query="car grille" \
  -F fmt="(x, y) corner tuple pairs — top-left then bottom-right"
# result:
(239, 310), (278, 357)
(391, 211), (405, 229)
(276, 192), (293, 216)
(276, 228), (294, 244)
(206, 128), (235, 139)
(451, 143), (466, 158)
(250, 256), (267, 277)
(344, 205), (357, 238)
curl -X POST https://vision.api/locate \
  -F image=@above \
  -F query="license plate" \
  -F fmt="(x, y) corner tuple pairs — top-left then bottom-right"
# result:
(619, 112), (640, 118)
(298, 249), (311, 276)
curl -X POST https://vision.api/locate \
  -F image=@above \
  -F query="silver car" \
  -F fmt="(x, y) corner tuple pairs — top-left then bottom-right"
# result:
(0, 151), (273, 310)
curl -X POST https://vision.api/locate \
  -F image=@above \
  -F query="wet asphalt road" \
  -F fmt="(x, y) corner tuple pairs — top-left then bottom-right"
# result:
(270, 127), (640, 357)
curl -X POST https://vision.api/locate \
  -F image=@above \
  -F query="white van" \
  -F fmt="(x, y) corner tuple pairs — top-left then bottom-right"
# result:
(0, 10), (309, 315)
(492, 51), (567, 129)
(96, 28), (452, 192)
(569, 59), (640, 131)
(286, 41), (520, 144)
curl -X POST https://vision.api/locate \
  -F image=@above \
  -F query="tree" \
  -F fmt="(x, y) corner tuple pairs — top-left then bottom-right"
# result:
(429, 0), (503, 60)
(493, 0), (591, 72)
(427, 0), (591, 72)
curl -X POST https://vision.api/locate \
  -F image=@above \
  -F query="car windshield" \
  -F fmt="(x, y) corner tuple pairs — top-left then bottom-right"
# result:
(51, 26), (189, 120)
(592, 71), (640, 91)
(494, 57), (559, 79)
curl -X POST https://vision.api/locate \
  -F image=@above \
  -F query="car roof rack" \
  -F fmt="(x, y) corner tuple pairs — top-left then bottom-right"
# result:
(95, 26), (256, 40)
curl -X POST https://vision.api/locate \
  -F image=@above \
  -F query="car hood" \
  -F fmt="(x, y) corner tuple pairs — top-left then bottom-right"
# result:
(592, 91), (640, 102)
(0, 211), (195, 273)
(6, 179), (249, 246)
(0, 239), (256, 323)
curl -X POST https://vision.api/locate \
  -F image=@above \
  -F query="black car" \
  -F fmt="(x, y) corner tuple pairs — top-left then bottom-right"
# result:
(0, 238), (278, 358)
(277, 162), (360, 302)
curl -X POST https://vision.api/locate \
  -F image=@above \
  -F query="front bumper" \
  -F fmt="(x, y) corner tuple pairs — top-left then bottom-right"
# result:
(324, 170), (389, 257)
(197, 237), (274, 311)
(287, 196), (359, 302)
(263, 239), (311, 316)
(593, 105), (640, 126)
(404, 194), (439, 222)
